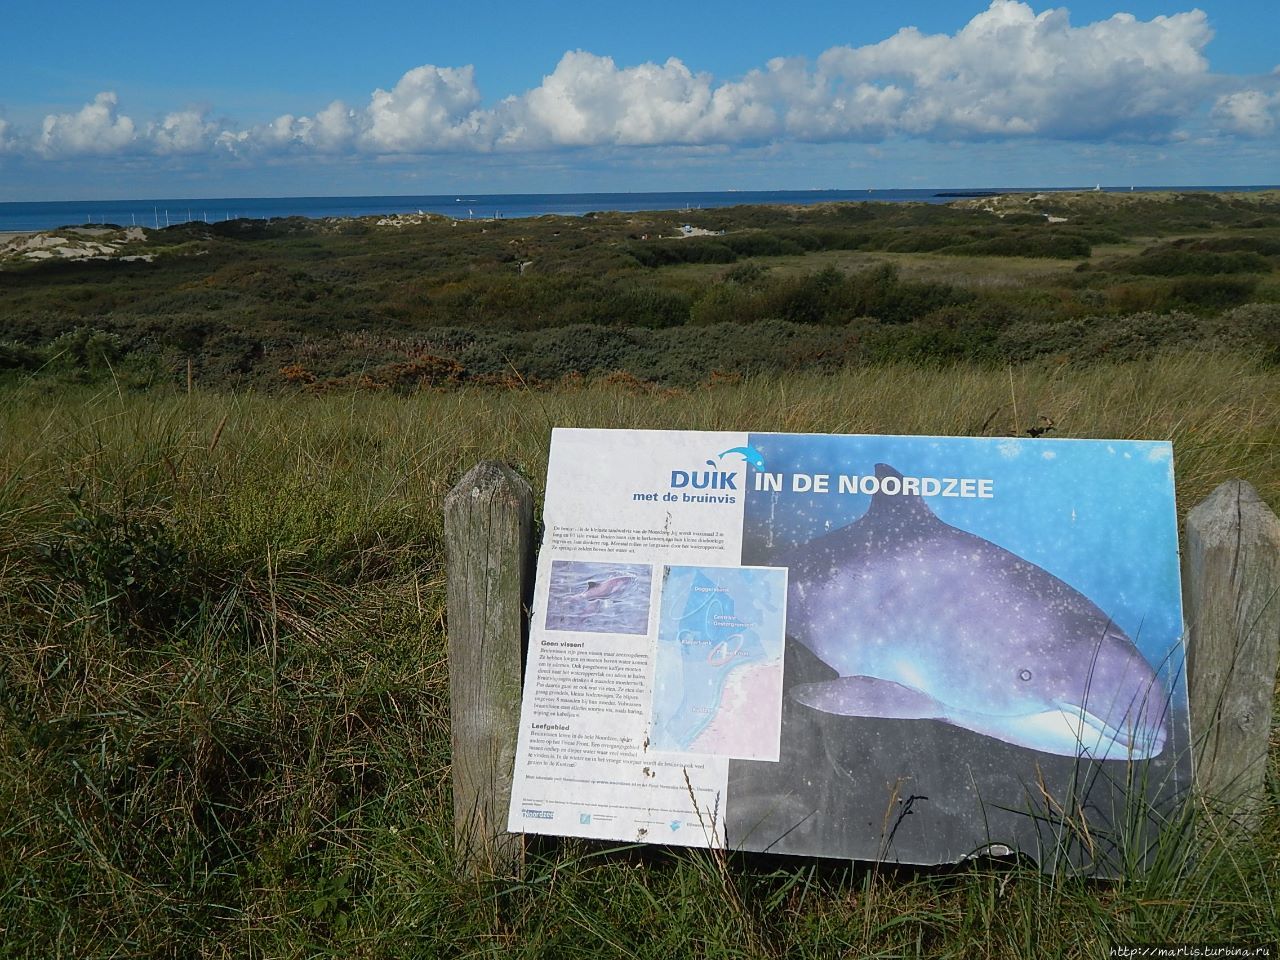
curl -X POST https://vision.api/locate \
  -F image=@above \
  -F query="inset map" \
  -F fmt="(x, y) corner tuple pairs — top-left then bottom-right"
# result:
(649, 565), (786, 760)
(544, 560), (654, 635)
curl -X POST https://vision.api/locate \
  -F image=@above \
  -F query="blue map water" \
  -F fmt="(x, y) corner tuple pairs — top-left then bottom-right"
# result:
(3, 185), (1275, 232)
(649, 565), (786, 754)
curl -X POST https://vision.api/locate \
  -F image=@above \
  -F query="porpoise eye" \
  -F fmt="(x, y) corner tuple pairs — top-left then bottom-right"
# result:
(1018, 669), (1033, 682)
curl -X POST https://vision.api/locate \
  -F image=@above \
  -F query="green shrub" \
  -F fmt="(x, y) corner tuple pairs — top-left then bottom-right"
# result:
(832, 263), (975, 324)
(687, 263), (973, 328)
(771, 266), (845, 324)
(1106, 282), (1174, 314)
(1171, 275), (1260, 309)
(862, 307), (1003, 364)
(35, 490), (200, 635)
(721, 261), (770, 287)
(883, 228), (971, 253)
(946, 233), (1093, 259)
(506, 324), (639, 380)
(788, 227), (872, 251)
(1115, 248), (1272, 276)
(599, 285), (691, 328)
(997, 311), (1205, 363)
(719, 231), (785, 257)
(627, 238), (738, 267)
(1215, 303), (1280, 364)
(1188, 236), (1280, 256)
(0, 339), (45, 371)
(46, 326), (126, 376)
(634, 319), (855, 381)
(688, 284), (749, 327)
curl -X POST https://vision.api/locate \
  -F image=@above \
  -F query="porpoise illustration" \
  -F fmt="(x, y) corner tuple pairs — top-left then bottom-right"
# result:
(719, 446), (766, 470)
(783, 463), (1170, 760)
(579, 574), (636, 601)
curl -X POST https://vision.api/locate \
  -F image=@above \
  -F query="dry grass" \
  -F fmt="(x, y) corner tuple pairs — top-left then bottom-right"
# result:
(0, 353), (1276, 957)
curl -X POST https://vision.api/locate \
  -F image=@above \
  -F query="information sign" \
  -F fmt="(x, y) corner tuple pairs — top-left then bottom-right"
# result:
(507, 429), (1191, 869)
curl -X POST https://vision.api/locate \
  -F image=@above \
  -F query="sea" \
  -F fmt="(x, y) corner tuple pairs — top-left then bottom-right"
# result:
(1, 186), (1275, 233)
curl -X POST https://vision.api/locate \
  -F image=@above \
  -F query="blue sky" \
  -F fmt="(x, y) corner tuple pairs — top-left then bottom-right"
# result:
(1, 1), (1277, 200)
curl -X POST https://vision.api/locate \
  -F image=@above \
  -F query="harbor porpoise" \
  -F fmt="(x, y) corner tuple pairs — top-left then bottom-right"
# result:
(579, 574), (636, 601)
(783, 464), (1170, 760)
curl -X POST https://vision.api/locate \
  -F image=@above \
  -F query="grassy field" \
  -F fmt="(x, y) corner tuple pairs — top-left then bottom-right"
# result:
(1, 353), (1277, 958)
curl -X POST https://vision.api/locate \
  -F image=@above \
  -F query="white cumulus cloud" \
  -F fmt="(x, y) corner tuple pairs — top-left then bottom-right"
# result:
(1212, 89), (1280, 137)
(717, 56), (907, 142)
(260, 66), (489, 154)
(148, 109), (219, 154)
(495, 1), (1215, 146)
(362, 64), (489, 151)
(9, 2), (1268, 163)
(814, 1), (1212, 141)
(502, 52), (717, 147)
(309, 101), (360, 151)
(38, 91), (137, 157)
(222, 101), (357, 155)
(254, 113), (309, 150)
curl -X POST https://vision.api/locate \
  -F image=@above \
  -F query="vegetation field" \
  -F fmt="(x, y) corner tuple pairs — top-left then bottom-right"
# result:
(2, 191), (1278, 391)
(1, 193), (1278, 957)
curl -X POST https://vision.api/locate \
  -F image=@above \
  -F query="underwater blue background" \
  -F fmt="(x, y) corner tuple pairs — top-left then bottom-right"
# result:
(742, 434), (1186, 700)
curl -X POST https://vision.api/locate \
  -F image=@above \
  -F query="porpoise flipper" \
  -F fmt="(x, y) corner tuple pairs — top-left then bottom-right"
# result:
(790, 676), (947, 721)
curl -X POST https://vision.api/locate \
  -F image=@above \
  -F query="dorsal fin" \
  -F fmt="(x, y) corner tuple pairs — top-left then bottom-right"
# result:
(861, 463), (939, 527)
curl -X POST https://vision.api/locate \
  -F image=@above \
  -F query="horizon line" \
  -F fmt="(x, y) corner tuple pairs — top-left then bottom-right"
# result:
(5, 183), (1280, 207)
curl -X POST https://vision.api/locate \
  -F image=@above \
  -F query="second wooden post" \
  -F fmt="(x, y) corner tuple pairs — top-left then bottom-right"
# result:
(1184, 479), (1280, 830)
(444, 460), (533, 877)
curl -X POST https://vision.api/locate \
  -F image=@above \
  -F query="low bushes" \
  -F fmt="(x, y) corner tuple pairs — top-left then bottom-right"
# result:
(627, 225), (1098, 266)
(688, 263), (973, 327)
(1113, 248), (1272, 276)
(4, 194), (1279, 392)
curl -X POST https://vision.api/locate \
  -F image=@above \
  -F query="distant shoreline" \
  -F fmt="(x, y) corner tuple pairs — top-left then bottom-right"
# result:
(3, 185), (1278, 234)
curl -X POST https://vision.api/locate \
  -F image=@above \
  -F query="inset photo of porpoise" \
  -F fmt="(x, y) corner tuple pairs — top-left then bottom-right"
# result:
(578, 574), (636, 601)
(783, 463), (1171, 760)
(544, 560), (653, 635)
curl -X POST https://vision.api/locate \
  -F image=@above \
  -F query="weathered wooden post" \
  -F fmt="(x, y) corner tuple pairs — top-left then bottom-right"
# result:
(444, 461), (533, 876)
(1184, 480), (1280, 830)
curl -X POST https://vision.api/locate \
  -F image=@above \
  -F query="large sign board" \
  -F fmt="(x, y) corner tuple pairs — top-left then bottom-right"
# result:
(507, 429), (1191, 871)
